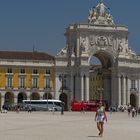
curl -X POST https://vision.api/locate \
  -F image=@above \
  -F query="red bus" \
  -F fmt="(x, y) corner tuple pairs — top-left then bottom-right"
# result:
(71, 99), (108, 112)
(71, 100), (99, 112)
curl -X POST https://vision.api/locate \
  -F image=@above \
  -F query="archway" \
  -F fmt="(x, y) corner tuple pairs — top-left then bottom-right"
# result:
(130, 94), (137, 107)
(89, 51), (114, 106)
(31, 92), (40, 100)
(17, 92), (27, 103)
(59, 93), (68, 111)
(43, 93), (52, 99)
(4, 92), (14, 105)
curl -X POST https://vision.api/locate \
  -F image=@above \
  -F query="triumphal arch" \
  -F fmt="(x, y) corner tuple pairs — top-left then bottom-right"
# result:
(55, 1), (140, 109)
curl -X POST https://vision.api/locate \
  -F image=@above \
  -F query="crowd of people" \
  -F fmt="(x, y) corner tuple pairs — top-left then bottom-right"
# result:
(127, 105), (140, 117)
(108, 104), (140, 119)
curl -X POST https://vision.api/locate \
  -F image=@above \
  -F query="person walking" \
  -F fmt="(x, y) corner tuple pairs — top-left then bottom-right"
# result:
(95, 102), (107, 137)
(28, 105), (32, 113)
(61, 104), (64, 115)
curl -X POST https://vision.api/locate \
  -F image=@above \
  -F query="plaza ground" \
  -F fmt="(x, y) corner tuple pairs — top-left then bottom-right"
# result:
(0, 111), (140, 140)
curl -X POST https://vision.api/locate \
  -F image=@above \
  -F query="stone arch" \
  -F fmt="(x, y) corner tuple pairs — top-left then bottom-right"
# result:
(17, 92), (27, 104)
(4, 92), (14, 105)
(88, 50), (115, 68)
(43, 93), (52, 99)
(88, 50), (115, 105)
(130, 94), (137, 107)
(31, 92), (40, 100)
(59, 93), (68, 111)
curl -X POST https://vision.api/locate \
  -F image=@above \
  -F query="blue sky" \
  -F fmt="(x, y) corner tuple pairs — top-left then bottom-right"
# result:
(0, 0), (140, 56)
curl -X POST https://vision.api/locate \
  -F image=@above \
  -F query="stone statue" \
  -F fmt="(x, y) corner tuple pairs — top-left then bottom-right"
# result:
(118, 41), (123, 52)
(88, 8), (97, 23)
(107, 13), (114, 25)
(91, 9), (97, 22)
(81, 38), (88, 52)
(88, 9), (93, 23)
(96, 1), (107, 16)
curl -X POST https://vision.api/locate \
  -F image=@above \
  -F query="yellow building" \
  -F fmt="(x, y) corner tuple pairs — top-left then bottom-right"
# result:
(0, 51), (55, 110)
(89, 65), (103, 101)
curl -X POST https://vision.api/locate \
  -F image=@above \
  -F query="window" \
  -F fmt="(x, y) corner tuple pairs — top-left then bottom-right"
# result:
(19, 77), (25, 88)
(46, 69), (50, 74)
(32, 77), (38, 88)
(20, 68), (25, 74)
(45, 77), (50, 88)
(7, 68), (12, 73)
(131, 80), (136, 89)
(7, 77), (13, 88)
(33, 69), (38, 74)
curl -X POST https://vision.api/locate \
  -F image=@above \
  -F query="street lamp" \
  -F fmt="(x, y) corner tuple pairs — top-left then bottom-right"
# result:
(45, 87), (50, 111)
(59, 74), (65, 114)
(59, 74), (65, 95)
(98, 87), (104, 102)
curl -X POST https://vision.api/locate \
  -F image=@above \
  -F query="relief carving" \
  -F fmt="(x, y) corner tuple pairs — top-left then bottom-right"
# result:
(80, 37), (89, 53)
(89, 35), (96, 46)
(96, 36), (108, 46)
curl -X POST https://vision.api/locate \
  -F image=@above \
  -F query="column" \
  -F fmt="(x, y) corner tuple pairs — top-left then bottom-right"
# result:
(111, 74), (117, 107)
(70, 75), (74, 100)
(122, 76), (126, 105)
(81, 75), (84, 101)
(40, 93), (43, 100)
(75, 75), (79, 100)
(14, 95), (18, 104)
(27, 92), (30, 100)
(86, 75), (89, 101)
(127, 78), (131, 104)
(54, 74), (60, 100)
(135, 79), (138, 90)
(136, 79), (139, 107)
(75, 75), (81, 101)
(118, 76), (121, 106)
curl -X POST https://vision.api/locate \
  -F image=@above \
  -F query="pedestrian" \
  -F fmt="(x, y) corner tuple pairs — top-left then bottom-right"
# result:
(109, 106), (113, 114)
(80, 101), (85, 113)
(131, 107), (135, 118)
(95, 102), (107, 137)
(127, 103), (131, 116)
(16, 105), (20, 113)
(135, 107), (138, 117)
(28, 105), (32, 113)
(61, 105), (64, 115)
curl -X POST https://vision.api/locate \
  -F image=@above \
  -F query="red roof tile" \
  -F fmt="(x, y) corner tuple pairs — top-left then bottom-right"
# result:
(0, 51), (54, 61)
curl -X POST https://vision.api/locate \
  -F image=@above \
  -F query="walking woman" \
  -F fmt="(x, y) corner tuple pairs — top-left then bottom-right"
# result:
(95, 102), (107, 137)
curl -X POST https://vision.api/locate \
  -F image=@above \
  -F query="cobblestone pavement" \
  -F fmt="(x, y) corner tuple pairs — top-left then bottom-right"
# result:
(0, 111), (140, 140)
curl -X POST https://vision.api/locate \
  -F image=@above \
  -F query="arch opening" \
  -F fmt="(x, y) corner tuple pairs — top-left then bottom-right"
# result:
(130, 94), (137, 107)
(89, 51), (113, 105)
(4, 92), (14, 105)
(17, 92), (27, 104)
(31, 92), (40, 100)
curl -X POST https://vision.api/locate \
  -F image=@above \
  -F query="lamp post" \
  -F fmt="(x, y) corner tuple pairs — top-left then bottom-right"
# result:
(46, 87), (50, 111)
(59, 74), (65, 95)
(59, 74), (65, 114)
(98, 87), (104, 103)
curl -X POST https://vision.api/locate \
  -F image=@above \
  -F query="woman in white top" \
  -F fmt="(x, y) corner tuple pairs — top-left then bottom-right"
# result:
(95, 102), (107, 137)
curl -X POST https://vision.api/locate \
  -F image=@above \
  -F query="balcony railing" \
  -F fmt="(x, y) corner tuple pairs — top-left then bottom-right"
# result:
(5, 86), (13, 89)
(31, 86), (39, 89)
(18, 86), (26, 89)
